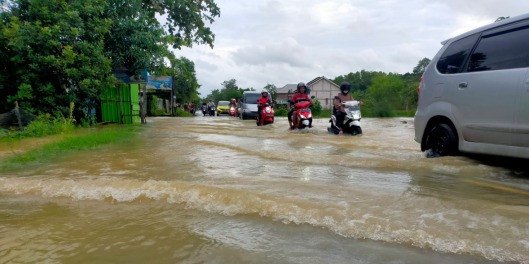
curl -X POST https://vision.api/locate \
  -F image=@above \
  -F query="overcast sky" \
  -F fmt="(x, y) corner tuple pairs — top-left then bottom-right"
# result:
(172, 0), (528, 96)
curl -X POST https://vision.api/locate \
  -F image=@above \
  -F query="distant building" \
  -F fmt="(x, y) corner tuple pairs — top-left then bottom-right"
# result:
(307, 76), (340, 109)
(276, 84), (298, 105)
(277, 76), (340, 109)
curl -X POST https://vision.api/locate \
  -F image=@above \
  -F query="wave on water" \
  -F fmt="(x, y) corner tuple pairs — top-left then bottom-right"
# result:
(0, 176), (527, 263)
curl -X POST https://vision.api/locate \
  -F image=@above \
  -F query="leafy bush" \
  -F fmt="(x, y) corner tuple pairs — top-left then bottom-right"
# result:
(310, 99), (322, 116)
(274, 105), (288, 117)
(80, 115), (97, 128)
(0, 128), (8, 138)
(20, 114), (75, 137)
(175, 108), (193, 117)
(365, 104), (395, 117)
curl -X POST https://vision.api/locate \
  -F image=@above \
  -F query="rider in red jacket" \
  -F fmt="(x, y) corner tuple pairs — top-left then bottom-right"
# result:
(257, 89), (271, 125)
(288, 82), (311, 129)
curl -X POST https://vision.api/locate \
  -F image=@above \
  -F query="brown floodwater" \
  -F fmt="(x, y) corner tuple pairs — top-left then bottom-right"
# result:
(0, 116), (528, 264)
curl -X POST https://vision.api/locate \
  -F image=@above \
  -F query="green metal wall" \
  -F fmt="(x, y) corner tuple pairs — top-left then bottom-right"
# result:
(101, 83), (141, 124)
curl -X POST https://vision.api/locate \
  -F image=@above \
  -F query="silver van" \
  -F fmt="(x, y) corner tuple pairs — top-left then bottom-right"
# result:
(239, 91), (262, 120)
(415, 13), (529, 159)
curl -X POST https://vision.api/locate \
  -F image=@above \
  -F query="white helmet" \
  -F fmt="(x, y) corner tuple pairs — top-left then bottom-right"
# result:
(261, 89), (269, 96)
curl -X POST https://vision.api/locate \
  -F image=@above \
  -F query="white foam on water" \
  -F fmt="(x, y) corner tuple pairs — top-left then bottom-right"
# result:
(0, 176), (527, 263)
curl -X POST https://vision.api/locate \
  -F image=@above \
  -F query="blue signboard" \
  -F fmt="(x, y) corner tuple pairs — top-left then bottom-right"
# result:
(113, 68), (148, 83)
(146, 76), (173, 90)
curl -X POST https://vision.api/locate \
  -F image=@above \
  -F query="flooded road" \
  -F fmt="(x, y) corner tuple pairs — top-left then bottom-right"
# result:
(1, 116), (528, 263)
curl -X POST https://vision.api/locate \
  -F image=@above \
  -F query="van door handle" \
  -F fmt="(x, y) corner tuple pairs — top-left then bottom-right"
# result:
(458, 82), (468, 89)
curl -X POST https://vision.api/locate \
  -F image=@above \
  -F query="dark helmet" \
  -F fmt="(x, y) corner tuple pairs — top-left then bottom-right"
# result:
(297, 82), (307, 93)
(340, 82), (351, 94)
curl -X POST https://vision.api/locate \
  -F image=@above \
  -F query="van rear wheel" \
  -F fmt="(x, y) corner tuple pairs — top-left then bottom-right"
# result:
(425, 123), (457, 157)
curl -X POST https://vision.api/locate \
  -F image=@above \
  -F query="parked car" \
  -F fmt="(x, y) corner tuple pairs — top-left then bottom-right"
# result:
(415, 13), (529, 159)
(239, 91), (271, 120)
(216, 101), (230, 115)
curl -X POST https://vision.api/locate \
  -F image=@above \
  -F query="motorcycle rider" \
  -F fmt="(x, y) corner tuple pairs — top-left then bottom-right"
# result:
(333, 82), (361, 131)
(288, 82), (312, 129)
(229, 98), (237, 108)
(257, 89), (272, 125)
(201, 102), (208, 116)
(207, 100), (216, 116)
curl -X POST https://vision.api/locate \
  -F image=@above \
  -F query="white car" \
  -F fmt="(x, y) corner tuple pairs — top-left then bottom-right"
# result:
(415, 13), (529, 159)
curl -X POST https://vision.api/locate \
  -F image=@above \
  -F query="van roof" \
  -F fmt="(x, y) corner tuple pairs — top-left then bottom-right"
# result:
(243, 91), (260, 94)
(447, 13), (529, 44)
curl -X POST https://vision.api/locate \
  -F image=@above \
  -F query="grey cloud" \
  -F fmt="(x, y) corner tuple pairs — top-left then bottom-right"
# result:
(232, 38), (308, 68)
(175, 0), (526, 97)
(195, 59), (219, 71)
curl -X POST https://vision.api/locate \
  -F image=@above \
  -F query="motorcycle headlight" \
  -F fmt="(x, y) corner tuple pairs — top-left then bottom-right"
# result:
(265, 107), (271, 113)
(300, 115), (306, 119)
(308, 113), (312, 119)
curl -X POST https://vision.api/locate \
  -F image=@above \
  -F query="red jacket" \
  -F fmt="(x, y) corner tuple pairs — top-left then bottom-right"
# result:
(257, 97), (271, 106)
(292, 93), (310, 103)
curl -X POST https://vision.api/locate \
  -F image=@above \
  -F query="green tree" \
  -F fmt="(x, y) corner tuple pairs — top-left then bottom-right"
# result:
(333, 70), (384, 100)
(172, 57), (200, 104)
(401, 73), (419, 111)
(1, 0), (113, 119)
(103, 0), (220, 77)
(204, 78), (252, 103)
(412, 57), (431, 75)
(364, 74), (405, 117)
(263, 83), (277, 100)
(104, 0), (167, 78)
(0, 0), (220, 120)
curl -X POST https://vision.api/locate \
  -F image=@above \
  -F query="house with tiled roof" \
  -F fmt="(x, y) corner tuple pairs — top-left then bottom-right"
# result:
(306, 76), (340, 109)
(277, 76), (340, 109)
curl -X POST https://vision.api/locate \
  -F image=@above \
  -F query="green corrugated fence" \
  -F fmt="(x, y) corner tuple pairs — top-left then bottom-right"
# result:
(101, 83), (141, 124)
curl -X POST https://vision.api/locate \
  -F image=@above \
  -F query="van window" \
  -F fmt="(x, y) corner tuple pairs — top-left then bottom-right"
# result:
(244, 93), (260, 103)
(467, 27), (529, 72)
(436, 34), (479, 74)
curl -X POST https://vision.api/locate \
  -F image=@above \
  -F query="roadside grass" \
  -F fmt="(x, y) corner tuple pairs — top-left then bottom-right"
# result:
(314, 109), (332, 118)
(1, 125), (140, 171)
(0, 115), (75, 142)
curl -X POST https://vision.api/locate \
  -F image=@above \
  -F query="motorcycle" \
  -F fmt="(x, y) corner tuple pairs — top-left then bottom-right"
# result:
(256, 103), (274, 126)
(328, 100), (362, 135)
(208, 105), (216, 116)
(201, 105), (207, 116)
(290, 100), (312, 129)
(229, 106), (237, 117)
